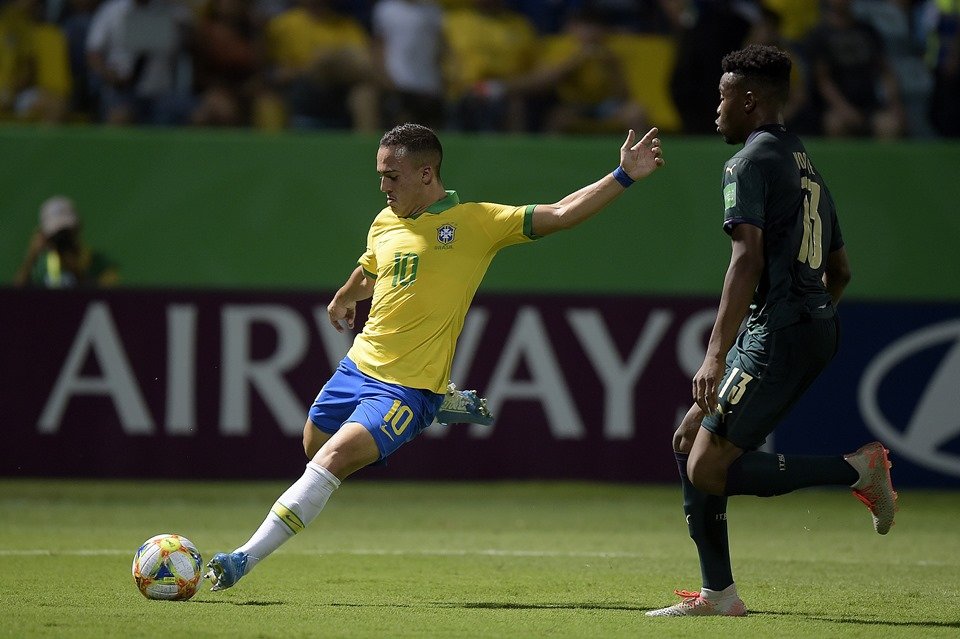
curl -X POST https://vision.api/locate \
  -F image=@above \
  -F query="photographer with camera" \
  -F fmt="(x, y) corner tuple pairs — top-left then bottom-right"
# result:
(13, 196), (118, 288)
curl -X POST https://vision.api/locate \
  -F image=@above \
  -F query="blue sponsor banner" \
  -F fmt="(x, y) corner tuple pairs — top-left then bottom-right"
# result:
(776, 301), (960, 488)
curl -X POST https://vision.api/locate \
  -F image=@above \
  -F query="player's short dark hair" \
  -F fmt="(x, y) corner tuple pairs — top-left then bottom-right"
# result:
(721, 44), (791, 104)
(380, 123), (443, 170)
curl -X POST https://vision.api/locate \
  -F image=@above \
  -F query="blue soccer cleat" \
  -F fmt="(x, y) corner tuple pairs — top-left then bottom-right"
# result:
(436, 382), (494, 426)
(205, 551), (249, 591)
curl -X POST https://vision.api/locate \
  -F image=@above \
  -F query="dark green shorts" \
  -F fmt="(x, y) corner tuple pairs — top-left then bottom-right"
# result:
(701, 315), (839, 450)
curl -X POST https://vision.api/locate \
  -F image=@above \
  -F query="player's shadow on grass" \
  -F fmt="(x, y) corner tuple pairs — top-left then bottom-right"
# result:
(194, 600), (285, 606)
(453, 602), (648, 612)
(758, 610), (960, 630)
(331, 603), (960, 625)
(330, 601), (648, 612)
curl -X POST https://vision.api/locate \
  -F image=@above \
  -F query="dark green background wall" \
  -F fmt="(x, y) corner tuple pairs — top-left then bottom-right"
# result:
(2, 126), (958, 300)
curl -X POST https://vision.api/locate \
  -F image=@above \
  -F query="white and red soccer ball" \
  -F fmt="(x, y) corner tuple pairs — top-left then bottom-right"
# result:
(132, 533), (203, 601)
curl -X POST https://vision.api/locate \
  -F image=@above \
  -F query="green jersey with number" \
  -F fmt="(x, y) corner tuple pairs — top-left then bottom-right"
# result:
(721, 124), (843, 333)
(348, 190), (537, 393)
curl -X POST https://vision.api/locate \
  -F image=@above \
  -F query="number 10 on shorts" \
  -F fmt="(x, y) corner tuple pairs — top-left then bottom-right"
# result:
(379, 399), (414, 442)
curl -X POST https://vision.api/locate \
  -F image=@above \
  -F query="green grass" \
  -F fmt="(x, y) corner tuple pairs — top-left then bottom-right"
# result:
(1, 480), (958, 638)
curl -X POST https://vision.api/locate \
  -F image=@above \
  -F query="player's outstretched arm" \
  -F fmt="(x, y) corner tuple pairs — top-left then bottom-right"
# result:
(531, 128), (664, 237)
(328, 266), (375, 332)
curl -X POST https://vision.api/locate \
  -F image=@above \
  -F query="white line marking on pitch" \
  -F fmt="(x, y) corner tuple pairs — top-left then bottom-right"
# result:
(0, 548), (640, 558)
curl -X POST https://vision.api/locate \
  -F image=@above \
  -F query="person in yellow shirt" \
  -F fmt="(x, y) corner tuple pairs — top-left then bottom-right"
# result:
(260, 0), (378, 131)
(520, 8), (648, 134)
(442, 0), (538, 131)
(761, 0), (819, 42)
(205, 121), (665, 592)
(0, 0), (71, 122)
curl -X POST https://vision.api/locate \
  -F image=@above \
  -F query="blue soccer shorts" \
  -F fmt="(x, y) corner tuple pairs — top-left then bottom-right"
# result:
(308, 357), (444, 460)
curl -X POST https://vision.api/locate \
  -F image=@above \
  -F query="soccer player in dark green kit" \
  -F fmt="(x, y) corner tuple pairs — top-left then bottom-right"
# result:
(646, 44), (898, 617)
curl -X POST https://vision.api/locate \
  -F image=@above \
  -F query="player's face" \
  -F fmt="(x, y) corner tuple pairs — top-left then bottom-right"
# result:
(377, 145), (428, 218)
(716, 73), (748, 145)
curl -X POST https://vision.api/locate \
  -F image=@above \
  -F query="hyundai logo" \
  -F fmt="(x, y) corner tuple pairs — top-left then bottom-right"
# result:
(859, 320), (960, 478)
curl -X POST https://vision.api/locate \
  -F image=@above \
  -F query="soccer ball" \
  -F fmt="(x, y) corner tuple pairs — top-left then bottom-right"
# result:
(132, 533), (203, 601)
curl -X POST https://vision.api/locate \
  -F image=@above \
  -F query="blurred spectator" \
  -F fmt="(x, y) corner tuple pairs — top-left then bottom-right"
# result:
(85, 0), (195, 125)
(745, 3), (812, 131)
(260, 0), (378, 131)
(13, 196), (119, 288)
(59, 0), (100, 120)
(668, 0), (756, 134)
(924, 0), (960, 137)
(589, 0), (676, 32)
(515, 0), (673, 33)
(655, 0), (688, 32)
(334, 0), (373, 28)
(760, 0), (819, 41)
(190, 0), (260, 126)
(0, 0), (72, 123)
(510, 0), (578, 33)
(371, 0), (446, 130)
(805, 0), (906, 138)
(519, 7), (648, 134)
(443, 0), (538, 132)
(250, 0), (291, 26)
(855, 0), (935, 137)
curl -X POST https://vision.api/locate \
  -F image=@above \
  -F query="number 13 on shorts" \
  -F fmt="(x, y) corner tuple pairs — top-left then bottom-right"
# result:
(718, 366), (754, 405)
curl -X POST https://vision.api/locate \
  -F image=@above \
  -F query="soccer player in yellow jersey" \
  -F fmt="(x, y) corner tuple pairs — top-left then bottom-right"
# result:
(206, 123), (664, 591)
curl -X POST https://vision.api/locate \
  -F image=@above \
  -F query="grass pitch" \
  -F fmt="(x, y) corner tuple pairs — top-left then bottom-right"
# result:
(1, 479), (958, 638)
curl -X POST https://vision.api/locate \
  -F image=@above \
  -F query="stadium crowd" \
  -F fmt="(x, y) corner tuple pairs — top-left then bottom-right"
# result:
(1, 0), (957, 137)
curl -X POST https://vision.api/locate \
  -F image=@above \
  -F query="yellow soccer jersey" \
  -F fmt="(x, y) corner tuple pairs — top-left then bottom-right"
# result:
(347, 191), (537, 393)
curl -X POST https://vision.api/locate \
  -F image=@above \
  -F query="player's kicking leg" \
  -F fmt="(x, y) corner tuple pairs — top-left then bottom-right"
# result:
(205, 423), (372, 591)
(205, 457), (344, 591)
(206, 369), (442, 592)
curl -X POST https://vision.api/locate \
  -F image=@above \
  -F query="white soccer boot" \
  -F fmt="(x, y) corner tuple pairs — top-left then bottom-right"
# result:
(844, 441), (898, 534)
(646, 588), (747, 617)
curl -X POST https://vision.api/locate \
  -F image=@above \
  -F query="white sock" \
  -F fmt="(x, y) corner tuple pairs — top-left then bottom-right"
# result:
(701, 583), (738, 601)
(236, 462), (340, 573)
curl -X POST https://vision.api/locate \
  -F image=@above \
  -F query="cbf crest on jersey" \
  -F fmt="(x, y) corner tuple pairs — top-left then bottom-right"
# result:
(437, 224), (456, 245)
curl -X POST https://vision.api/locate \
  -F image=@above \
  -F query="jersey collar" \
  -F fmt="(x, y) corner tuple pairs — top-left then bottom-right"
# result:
(419, 190), (460, 216)
(746, 123), (786, 146)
